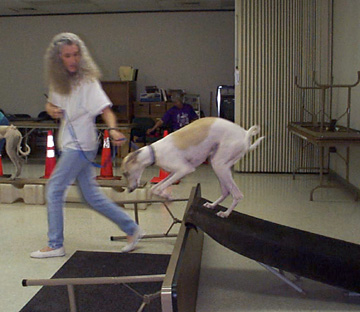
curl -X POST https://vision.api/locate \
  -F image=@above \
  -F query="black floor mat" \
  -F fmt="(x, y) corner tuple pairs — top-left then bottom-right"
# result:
(21, 251), (170, 312)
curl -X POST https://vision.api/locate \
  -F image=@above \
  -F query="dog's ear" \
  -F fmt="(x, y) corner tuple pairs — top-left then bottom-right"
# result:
(126, 150), (140, 164)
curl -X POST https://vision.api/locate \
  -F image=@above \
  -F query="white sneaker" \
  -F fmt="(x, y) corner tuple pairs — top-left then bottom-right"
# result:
(30, 247), (65, 259)
(121, 228), (145, 253)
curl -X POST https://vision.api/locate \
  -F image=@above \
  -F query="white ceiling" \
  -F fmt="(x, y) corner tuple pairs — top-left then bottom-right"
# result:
(0, 0), (234, 16)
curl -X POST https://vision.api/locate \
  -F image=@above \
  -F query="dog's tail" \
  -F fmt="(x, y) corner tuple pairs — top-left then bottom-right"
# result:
(17, 135), (31, 156)
(246, 125), (265, 151)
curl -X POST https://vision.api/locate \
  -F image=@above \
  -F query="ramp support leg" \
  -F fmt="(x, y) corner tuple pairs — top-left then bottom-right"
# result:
(111, 199), (187, 241)
(258, 262), (306, 294)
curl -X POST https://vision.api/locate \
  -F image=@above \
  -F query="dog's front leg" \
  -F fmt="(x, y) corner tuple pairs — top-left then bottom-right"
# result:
(151, 167), (195, 199)
(151, 173), (175, 199)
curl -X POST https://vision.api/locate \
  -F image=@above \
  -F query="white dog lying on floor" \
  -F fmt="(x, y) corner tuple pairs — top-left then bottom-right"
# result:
(121, 117), (264, 218)
(0, 125), (31, 179)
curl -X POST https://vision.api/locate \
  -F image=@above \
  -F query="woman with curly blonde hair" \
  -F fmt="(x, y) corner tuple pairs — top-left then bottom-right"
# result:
(31, 33), (143, 258)
(44, 32), (101, 95)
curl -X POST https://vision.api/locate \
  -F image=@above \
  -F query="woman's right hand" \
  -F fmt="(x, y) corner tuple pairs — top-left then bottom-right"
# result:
(46, 102), (63, 119)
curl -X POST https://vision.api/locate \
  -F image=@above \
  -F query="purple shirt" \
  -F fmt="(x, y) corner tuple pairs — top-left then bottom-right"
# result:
(162, 103), (198, 131)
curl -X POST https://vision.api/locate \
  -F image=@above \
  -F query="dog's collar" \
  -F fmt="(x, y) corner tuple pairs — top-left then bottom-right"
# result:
(148, 145), (156, 166)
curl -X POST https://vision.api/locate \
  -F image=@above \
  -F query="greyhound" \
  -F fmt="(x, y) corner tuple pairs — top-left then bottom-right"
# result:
(0, 125), (31, 179)
(121, 117), (264, 218)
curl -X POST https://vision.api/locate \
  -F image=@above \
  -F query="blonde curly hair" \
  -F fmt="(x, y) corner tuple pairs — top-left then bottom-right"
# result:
(44, 32), (101, 94)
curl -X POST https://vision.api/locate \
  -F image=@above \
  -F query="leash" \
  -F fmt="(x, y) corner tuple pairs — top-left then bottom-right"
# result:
(130, 140), (140, 151)
(63, 110), (123, 168)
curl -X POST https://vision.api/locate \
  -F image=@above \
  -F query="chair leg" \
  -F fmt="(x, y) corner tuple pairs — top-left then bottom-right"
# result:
(128, 133), (134, 153)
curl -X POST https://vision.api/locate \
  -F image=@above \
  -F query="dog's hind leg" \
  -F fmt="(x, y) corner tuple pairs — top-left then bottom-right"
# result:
(203, 181), (229, 209)
(204, 164), (243, 218)
(216, 181), (243, 218)
(203, 161), (231, 209)
(5, 140), (23, 180)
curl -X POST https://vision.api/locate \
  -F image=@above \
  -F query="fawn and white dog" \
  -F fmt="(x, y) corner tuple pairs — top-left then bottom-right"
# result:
(0, 125), (31, 179)
(121, 117), (264, 218)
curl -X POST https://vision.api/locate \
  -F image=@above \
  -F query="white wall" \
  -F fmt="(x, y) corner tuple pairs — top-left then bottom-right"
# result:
(332, 0), (360, 186)
(0, 11), (234, 117)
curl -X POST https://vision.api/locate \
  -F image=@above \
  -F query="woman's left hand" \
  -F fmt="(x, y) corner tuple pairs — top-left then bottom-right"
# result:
(109, 129), (126, 146)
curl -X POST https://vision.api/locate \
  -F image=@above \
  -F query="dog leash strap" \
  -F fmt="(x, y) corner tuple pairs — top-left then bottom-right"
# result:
(130, 141), (139, 151)
(63, 110), (115, 168)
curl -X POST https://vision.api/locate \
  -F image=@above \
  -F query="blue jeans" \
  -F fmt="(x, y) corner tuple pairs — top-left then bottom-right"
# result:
(46, 148), (138, 249)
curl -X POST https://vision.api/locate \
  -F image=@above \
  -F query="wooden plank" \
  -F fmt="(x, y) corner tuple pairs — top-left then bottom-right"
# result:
(0, 177), (146, 188)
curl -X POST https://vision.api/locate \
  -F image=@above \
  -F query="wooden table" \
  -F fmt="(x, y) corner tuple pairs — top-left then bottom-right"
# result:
(288, 122), (360, 200)
(12, 120), (133, 159)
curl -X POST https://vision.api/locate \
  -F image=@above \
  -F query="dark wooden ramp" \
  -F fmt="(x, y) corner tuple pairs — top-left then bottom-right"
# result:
(185, 189), (360, 294)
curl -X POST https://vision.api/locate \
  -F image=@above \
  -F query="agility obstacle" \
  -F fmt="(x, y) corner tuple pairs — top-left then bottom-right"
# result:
(0, 177), (149, 206)
(23, 274), (166, 312)
(23, 187), (204, 312)
(110, 198), (188, 240)
(22, 183), (360, 312)
(185, 184), (360, 295)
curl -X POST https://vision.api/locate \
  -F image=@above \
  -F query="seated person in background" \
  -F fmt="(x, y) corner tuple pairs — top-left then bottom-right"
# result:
(146, 93), (198, 135)
(0, 110), (10, 155)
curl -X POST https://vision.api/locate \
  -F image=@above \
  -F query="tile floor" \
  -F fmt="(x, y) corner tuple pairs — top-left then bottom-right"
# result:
(1, 157), (360, 311)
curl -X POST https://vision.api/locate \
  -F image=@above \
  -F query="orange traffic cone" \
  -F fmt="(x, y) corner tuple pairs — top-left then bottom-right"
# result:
(150, 167), (170, 184)
(0, 154), (11, 178)
(97, 130), (121, 180)
(151, 130), (180, 184)
(0, 155), (3, 177)
(41, 130), (56, 179)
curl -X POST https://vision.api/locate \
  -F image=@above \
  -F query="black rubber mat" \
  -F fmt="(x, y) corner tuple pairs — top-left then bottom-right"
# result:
(21, 251), (170, 312)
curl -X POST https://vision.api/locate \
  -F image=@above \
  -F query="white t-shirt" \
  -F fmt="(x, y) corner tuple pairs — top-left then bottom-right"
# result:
(48, 79), (111, 151)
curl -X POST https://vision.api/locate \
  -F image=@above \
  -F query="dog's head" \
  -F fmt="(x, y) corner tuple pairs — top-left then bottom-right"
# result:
(121, 150), (146, 193)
